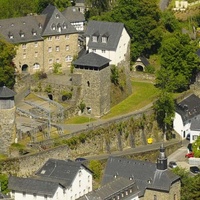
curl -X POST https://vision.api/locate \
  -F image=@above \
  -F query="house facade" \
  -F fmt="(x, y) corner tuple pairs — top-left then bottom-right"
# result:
(84, 20), (130, 66)
(173, 94), (200, 142)
(8, 159), (93, 200)
(0, 4), (79, 75)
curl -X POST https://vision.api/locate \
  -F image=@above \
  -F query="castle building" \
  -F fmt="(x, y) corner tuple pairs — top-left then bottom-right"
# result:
(0, 4), (79, 75)
(73, 52), (111, 117)
(0, 86), (16, 155)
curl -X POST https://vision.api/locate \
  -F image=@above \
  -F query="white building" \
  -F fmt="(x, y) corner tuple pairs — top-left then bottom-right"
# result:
(84, 20), (130, 66)
(173, 94), (200, 142)
(8, 159), (93, 200)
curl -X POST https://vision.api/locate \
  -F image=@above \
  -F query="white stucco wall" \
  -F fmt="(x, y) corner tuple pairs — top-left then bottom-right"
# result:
(12, 185), (64, 200)
(66, 167), (92, 200)
(190, 130), (200, 143)
(86, 27), (130, 65)
(173, 112), (191, 138)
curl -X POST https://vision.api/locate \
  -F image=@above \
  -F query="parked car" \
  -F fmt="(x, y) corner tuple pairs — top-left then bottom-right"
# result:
(75, 157), (87, 162)
(190, 166), (200, 174)
(185, 152), (194, 158)
(169, 161), (178, 168)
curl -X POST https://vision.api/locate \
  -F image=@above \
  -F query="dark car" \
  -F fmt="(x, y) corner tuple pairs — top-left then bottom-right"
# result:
(169, 161), (178, 168)
(190, 166), (200, 174)
(75, 157), (87, 162)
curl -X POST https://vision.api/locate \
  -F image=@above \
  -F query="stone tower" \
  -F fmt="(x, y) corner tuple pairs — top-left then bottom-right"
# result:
(156, 143), (168, 170)
(0, 86), (16, 155)
(73, 52), (111, 117)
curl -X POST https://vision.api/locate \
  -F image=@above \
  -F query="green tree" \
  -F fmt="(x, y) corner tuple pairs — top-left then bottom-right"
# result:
(0, 37), (16, 88)
(153, 91), (175, 139)
(88, 160), (102, 180)
(192, 136), (200, 158)
(110, 65), (119, 85)
(0, 173), (9, 194)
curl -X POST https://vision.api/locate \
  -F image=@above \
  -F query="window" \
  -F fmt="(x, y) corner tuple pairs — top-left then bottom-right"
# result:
(35, 52), (38, 57)
(56, 46), (60, 52)
(33, 63), (40, 69)
(52, 23), (56, 30)
(23, 192), (26, 197)
(102, 36), (107, 43)
(35, 42), (38, 47)
(33, 193), (36, 199)
(88, 175), (90, 182)
(102, 50), (105, 53)
(66, 45), (69, 51)
(48, 36), (52, 41)
(56, 58), (59, 63)
(49, 59), (53, 64)
(65, 34), (69, 39)
(44, 195), (47, 200)
(22, 44), (26, 49)
(92, 49), (96, 52)
(79, 170), (82, 177)
(48, 47), (52, 52)
(92, 36), (97, 42)
(65, 55), (72, 62)
(23, 53), (26, 59)
(55, 36), (60, 40)
(154, 195), (157, 200)
(79, 180), (81, 187)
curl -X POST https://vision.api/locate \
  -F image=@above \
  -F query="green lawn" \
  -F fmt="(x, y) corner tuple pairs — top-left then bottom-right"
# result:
(102, 81), (159, 119)
(64, 81), (159, 123)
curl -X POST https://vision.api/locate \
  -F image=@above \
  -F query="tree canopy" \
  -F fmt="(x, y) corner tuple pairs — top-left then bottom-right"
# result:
(0, 38), (16, 88)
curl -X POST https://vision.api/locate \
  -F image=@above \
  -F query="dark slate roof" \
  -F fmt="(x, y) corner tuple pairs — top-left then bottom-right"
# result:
(8, 176), (61, 196)
(78, 177), (139, 200)
(0, 15), (44, 43)
(0, 86), (16, 98)
(73, 52), (111, 68)
(0, 4), (78, 43)
(138, 56), (150, 66)
(62, 7), (85, 23)
(84, 20), (125, 51)
(102, 156), (179, 197)
(190, 116), (200, 131)
(41, 4), (77, 36)
(35, 158), (91, 187)
(175, 94), (200, 123)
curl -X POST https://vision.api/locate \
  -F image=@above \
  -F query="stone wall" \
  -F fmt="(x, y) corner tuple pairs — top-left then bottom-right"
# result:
(0, 107), (16, 155)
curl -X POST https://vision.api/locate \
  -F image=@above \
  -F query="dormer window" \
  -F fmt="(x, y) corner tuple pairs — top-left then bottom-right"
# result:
(38, 23), (42, 29)
(8, 32), (14, 39)
(20, 31), (25, 38)
(32, 29), (37, 36)
(92, 36), (98, 42)
(56, 14), (60, 19)
(92, 31), (99, 42)
(63, 23), (67, 29)
(52, 23), (56, 30)
(57, 23), (62, 32)
(102, 36), (107, 43)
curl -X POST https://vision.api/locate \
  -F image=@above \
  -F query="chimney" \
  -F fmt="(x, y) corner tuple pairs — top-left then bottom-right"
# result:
(156, 144), (168, 170)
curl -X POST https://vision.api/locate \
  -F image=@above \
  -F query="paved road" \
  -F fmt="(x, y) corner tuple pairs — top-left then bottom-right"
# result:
(83, 139), (181, 161)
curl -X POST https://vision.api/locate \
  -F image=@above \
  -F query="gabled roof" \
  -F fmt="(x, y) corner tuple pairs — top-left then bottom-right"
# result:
(0, 4), (77, 43)
(102, 156), (179, 197)
(8, 176), (61, 196)
(62, 7), (85, 23)
(35, 158), (92, 187)
(0, 15), (43, 43)
(0, 86), (16, 98)
(136, 56), (150, 66)
(41, 4), (77, 36)
(190, 116), (200, 131)
(85, 20), (127, 51)
(79, 177), (139, 200)
(175, 94), (200, 122)
(73, 52), (111, 68)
